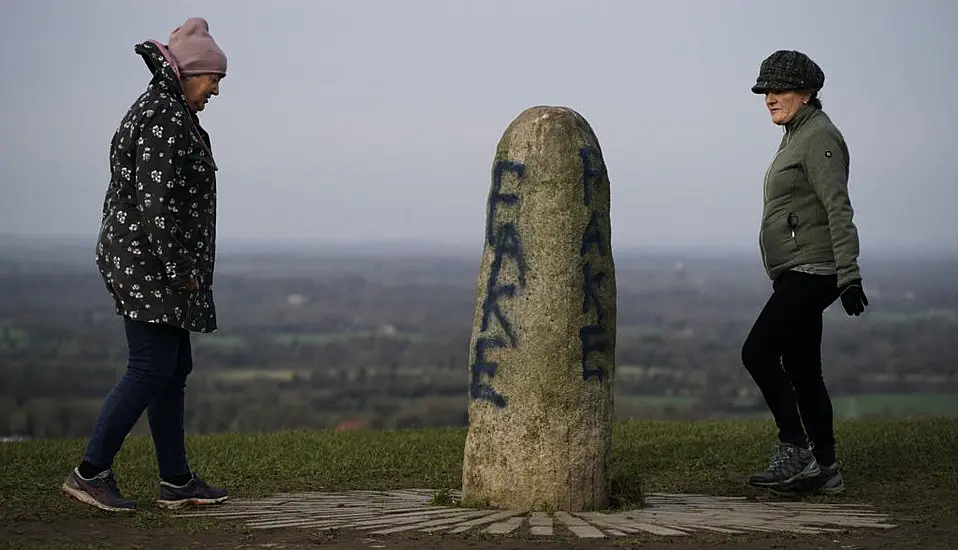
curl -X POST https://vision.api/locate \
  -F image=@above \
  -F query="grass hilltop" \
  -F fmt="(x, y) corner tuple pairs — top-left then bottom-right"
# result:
(1, 417), (956, 549)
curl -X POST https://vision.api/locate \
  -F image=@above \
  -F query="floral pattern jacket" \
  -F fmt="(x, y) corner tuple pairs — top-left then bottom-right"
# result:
(95, 40), (219, 333)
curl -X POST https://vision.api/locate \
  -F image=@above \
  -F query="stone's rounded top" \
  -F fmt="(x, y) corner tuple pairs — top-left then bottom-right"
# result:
(519, 104), (579, 113)
(511, 105), (589, 126)
(497, 105), (603, 159)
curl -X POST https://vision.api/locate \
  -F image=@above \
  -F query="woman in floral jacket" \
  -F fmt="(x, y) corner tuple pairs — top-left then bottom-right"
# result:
(62, 17), (229, 512)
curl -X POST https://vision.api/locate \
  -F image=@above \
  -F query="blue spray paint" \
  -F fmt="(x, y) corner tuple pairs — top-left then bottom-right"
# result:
(578, 146), (609, 382)
(470, 159), (527, 407)
(470, 335), (508, 408)
(485, 160), (524, 245)
(580, 212), (606, 257)
(580, 325), (607, 382)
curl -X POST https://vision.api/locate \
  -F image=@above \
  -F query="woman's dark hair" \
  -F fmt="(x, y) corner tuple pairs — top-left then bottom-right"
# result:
(808, 91), (822, 109)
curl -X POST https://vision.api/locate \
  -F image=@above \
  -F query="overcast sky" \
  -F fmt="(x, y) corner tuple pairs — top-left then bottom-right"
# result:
(1, 0), (956, 255)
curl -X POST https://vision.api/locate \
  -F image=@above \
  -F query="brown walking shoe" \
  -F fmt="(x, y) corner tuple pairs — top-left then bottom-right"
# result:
(62, 468), (137, 512)
(156, 472), (228, 510)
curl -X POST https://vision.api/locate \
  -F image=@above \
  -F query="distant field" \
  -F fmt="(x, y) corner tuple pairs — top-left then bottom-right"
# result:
(193, 330), (424, 350)
(0, 326), (424, 353)
(198, 365), (958, 420)
(200, 364), (958, 421)
(0, 324), (28, 351)
(617, 389), (958, 419)
(272, 330), (422, 346)
(832, 392), (958, 418)
(195, 334), (247, 349)
(824, 308), (958, 325)
(210, 369), (303, 382)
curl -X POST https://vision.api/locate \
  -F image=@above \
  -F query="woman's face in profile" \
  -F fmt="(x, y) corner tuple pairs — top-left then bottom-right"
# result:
(182, 74), (223, 113)
(764, 89), (811, 125)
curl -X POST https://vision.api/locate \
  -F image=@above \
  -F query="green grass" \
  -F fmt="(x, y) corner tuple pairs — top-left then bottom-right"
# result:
(615, 394), (697, 409)
(2, 418), (956, 532)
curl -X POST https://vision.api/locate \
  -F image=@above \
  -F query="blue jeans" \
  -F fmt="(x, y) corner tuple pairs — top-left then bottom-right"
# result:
(83, 317), (193, 479)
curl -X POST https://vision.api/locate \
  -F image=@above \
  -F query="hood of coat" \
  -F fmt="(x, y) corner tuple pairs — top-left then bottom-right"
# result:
(133, 39), (218, 168)
(134, 40), (191, 111)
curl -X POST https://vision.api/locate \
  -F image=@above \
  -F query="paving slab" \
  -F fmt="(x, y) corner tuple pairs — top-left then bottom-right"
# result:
(176, 489), (897, 539)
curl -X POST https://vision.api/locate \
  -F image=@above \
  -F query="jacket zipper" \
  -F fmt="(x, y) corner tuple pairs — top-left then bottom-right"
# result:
(759, 126), (790, 276)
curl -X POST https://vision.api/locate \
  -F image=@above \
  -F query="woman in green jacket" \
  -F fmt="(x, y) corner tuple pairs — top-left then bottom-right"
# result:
(742, 50), (869, 495)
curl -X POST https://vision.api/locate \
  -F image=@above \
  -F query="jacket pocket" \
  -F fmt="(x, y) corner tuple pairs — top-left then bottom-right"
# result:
(786, 211), (802, 248)
(762, 211), (801, 268)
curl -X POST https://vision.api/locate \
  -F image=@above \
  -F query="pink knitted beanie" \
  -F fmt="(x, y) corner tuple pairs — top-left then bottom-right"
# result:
(167, 17), (227, 77)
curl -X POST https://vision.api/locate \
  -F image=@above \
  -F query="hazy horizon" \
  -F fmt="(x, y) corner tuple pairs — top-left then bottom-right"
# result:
(4, 233), (957, 264)
(2, 0), (957, 256)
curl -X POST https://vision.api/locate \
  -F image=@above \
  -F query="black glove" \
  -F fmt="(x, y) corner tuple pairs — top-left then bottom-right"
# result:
(839, 279), (868, 316)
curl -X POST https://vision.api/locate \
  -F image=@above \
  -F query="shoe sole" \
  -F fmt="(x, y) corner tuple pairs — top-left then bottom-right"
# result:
(768, 484), (845, 496)
(767, 476), (846, 497)
(747, 462), (822, 489)
(62, 483), (137, 513)
(156, 495), (229, 510)
(817, 483), (845, 495)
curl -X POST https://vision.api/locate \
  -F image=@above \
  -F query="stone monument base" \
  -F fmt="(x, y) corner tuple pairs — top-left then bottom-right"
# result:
(176, 488), (896, 538)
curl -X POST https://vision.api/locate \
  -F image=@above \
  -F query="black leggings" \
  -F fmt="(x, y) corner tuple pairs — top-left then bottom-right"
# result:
(742, 270), (840, 462)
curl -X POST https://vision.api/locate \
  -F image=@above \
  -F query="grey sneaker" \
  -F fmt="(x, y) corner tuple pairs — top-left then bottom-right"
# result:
(156, 473), (228, 510)
(62, 468), (137, 512)
(771, 462), (845, 496)
(747, 442), (821, 488)
(814, 463), (845, 494)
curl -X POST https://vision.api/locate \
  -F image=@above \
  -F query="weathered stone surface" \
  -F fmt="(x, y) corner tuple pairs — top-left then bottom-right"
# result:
(460, 105), (617, 512)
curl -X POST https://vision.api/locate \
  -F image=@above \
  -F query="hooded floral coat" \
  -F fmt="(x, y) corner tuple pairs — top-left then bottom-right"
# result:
(95, 40), (219, 333)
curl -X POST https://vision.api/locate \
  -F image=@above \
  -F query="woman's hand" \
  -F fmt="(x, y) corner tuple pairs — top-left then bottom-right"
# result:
(172, 276), (200, 292)
(183, 277), (200, 292)
(839, 280), (868, 316)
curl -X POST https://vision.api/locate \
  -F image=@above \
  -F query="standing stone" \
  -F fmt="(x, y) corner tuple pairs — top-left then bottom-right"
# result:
(461, 106), (616, 512)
